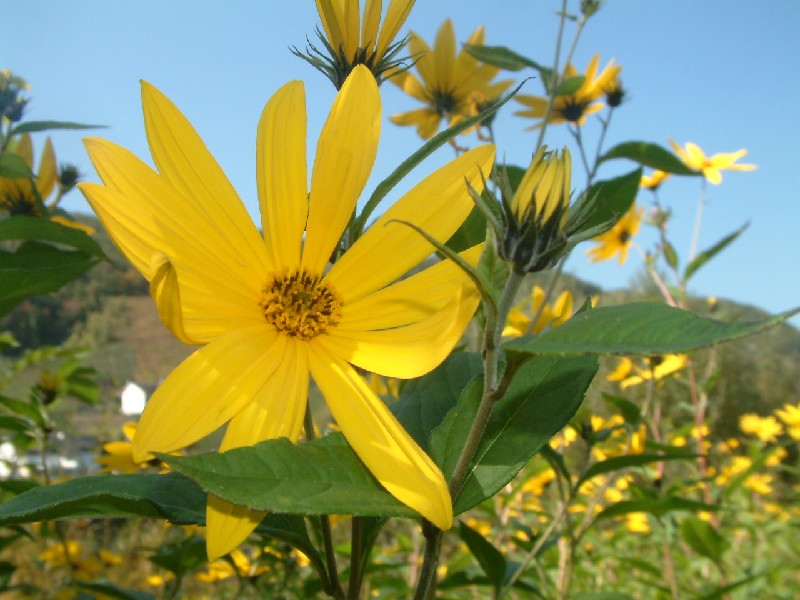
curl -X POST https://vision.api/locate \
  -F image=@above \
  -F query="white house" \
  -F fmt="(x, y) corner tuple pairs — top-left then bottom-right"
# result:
(120, 381), (147, 415)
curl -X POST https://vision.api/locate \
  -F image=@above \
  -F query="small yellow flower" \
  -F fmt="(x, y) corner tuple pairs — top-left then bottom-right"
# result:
(775, 403), (800, 440)
(625, 512), (651, 534)
(640, 170), (670, 190)
(615, 354), (687, 388)
(744, 473), (773, 496)
(739, 413), (782, 443)
(503, 286), (573, 337)
(515, 54), (621, 129)
(389, 19), (513, 139)
(96, 421), (150, 474)
(312, 0), (416, 87)
(669, 140), (757, 185)
(586, 203), (643, 265)
(80, 66), (494, 559)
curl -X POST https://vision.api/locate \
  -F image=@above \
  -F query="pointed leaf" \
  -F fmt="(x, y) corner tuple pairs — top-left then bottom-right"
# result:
(679, 516), (728, 562)
(432, 355), (598, 514)
(458, 520), (507, 592)
(464, 44), (547, 72)
(599, 141), (700, 175)
(568, 169), (641, 237)
(163, 434), (418, 518)
(0, 473), (206, 525)
(0, 153), (33, 179)
(10, 120), (105, 135)
(684, 223), (748, 281)
(391, 352), (482, 451)
(445, 205), (487, 253)
(595, 497), (717, 521)
(505, 303), (800, 358)
(0, 216), (106, 258)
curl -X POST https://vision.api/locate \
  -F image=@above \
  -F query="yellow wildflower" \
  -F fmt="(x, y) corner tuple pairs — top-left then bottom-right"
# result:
(389, 19), (513, 139)
(775, 403), (800, 440)
(586, 203), (643, 265)
(619, 354), (687, 388)
(503, 286), (573, 336)
(739, 413), (782, 443)
(625, 512), (651, 534)
(640, 169), (670, 190)
(80, 66), (494, 559)
(669, 140), (756, 185)
(515, 54), (620, 129)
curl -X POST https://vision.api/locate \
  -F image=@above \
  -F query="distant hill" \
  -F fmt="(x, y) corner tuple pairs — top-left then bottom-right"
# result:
(3, 213), (798, 444)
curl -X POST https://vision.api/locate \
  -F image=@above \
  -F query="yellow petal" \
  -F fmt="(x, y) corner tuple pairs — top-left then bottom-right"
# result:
(13, 134), (33, 167)
(149, 252), (200, 345)
(206, 497), (265, 561)
(326, 144), (495, 303)
(316, 0), (345, 51)
(307, 346), (452, 530)
(303, 66), (380, 274)
(321, 288), (479, 378)
(375, 0), (415, 58)
(257, 81), (308, 271)
(337, 244), (483, 331)
(132, 326), (284, 462)
(36, 137), (58, 201)
(341, 0), (360, 58)
(140, 82), (269, 274)
(361, 0), (382, 53)
(432, 19), (456, 91)
(407, 32), (435, 87)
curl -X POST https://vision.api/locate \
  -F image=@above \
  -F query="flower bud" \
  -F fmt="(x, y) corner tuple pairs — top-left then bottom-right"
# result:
(500, 147), (572, 273)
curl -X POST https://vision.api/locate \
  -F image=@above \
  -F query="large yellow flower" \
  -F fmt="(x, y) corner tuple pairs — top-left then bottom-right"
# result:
(389, 19), (513, 139)
(314, 0), (415, 86)
(586, 202), (643, 265)
(79, 66), (494, 560)
(515, 54), (620, 129)
(668, 140), (757, 185)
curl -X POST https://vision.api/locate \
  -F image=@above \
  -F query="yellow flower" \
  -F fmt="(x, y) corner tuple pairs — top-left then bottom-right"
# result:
(515, 54), (621, 129)
(640, 169), (670, 190)
(312, 0), (416, 87)
(79, 66), (494, 560)
(775, 403), (800, 440)
(96, 421), (148, 474)
(625, 512), (651, 534)
(586, 203), (643, 265)
(620, 354), (687, 388)
(744, 473), (773, 496)
(0, 133), (57, 215)
(739, 413), (782, 443)
(669, 140), (757, 185)
(606, 357), (633, 382)
(389, 19), (513, 139)
(503, 286), (573, 337)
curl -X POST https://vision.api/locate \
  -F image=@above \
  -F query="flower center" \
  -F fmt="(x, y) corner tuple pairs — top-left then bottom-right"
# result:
(260, 271), (342, 340)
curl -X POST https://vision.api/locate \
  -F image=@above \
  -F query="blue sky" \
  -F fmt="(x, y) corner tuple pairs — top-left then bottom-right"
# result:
(4, 0), (799, 326)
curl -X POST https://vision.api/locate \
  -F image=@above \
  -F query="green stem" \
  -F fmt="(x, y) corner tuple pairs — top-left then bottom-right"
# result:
(304, 408), (346, 600)
(346, 518), (363, 599)
(412, 520), (443, 600)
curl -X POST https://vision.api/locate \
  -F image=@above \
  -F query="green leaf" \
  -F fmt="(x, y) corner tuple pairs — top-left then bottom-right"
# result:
(680, 516), (728, 562)
(432, 355), (598, 514)
(663, 240), (679, 270)
(76, 581), (155, 600)
(0, 414), (35, 434)
(392, 352), (482, 451)
(599, 141), (700, 175)
(10, 120), (104, 135)
(445, 205), (487, 253)
(0, 395), (46, 429)
(601, 394), (642, 426)
(556, 75), (585, 96)
(353, 81), (524, 236)
(463, 44), (547, 73)
(571, 593), (636, 600)
(567, 169), (641, 240)
(576, 453), (697, 489)
(0, 153), (33, 179)
(595, 497), (717, 520)
(695, 571), (768, 600)
(458, 520), (508, 592)
(505, 303), (800, 358)
(0, 473), (207, 525)
(149, 535), (207, 576)
(0, 241), (101, 316)
(0, 215), (106, 258)
(164, 434), (418, 519)
(684, 222), (748, 281)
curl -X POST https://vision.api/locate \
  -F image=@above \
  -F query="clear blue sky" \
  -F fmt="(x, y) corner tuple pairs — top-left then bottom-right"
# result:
(4, 0), (799, 326)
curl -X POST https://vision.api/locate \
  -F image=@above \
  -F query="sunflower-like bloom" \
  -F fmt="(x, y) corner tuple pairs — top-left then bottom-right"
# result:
(739, 413), (783, 443)
(515, 54), (621, 129)
(79, 66), (495, 559)
(500, 147), (572, 273)
(668, 140), (757, 185)
(311, 0), (415, 88)
(503, 286), (573, 337)
(0, 133), (94, 234)
(389, 19), (513, 140)
(775, 403), (800, 440)
(608, 354), (687, 389)
(586, 202), (643, 265)
(640, 169), (670, 190)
